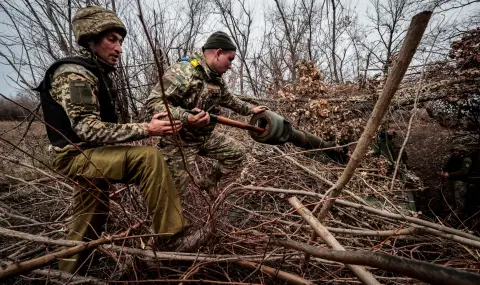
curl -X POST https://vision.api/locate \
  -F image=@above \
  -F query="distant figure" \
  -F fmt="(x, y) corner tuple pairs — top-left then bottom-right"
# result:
(373, 127), (407, 174)
(441, 145), (472, 217)
(465, 149), (480, 230)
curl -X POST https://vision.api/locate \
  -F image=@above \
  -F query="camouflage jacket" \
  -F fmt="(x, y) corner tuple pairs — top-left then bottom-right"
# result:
(147, 52), (253, 142)
(50, 54), (149, 150)
(444, 156), (472, 180)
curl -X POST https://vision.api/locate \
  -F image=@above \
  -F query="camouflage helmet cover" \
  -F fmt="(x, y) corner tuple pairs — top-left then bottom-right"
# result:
(72, 6), (127, 47)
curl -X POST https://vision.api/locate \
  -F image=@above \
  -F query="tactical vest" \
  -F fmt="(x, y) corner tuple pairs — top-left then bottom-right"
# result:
(34, 56), (118, 148)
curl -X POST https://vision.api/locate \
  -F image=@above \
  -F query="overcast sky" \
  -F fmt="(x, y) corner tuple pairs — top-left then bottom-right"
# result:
(0, 0), (478, 97)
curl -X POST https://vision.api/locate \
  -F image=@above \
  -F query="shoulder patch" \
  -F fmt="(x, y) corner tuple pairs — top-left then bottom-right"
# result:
(69, 80), (95, 105)
(53, 63), (98, 85)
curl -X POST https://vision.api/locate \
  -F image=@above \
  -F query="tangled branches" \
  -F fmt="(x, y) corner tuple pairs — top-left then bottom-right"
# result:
(1, 120), (480, 284)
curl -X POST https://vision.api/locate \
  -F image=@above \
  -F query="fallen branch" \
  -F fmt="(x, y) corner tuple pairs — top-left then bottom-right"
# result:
(272, 238), (480, 285)
(0, 227), (79, 247)
(234, 260), (313, 285)
(0, 227), (289, 263)
(108, 279), (263, 285)
(0, 224), (141, 279)
(242, 186), (480, 244)
(0, 236), (111, 279)
(31, 268), (106, 285)
(272, 146), (368, 206)
(105, 244), (287, 263)
(0, 206), (41, 225)
(233, 203), (423, 237)
(288, 196), (381, 285)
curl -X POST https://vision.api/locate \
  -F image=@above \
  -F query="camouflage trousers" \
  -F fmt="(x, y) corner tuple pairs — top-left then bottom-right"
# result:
(445, 180), (468, 215)
(158, 131), (246, 193)
(53, 146), (187, 273)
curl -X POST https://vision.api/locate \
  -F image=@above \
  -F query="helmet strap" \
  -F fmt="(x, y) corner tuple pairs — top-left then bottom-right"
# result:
(85, 42), (115, 104)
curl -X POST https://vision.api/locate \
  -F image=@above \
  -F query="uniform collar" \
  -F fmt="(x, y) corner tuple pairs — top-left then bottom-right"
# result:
(193, 52), (222, 82)
(79, 48), (117, 74)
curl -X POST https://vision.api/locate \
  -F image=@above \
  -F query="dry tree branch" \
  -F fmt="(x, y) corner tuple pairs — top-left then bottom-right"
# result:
(232, 202), (425, 237)
(0, 223), (142, 279)
(389, 17), (443, 191)
(135, 0), (200, 191)
(108, 280), (263, 285)
(0, 236), (112, 279)
(0, 227), (80, 247)
(272, 238), (480, 285)
(0, 227), (287, 263)
(0, 206), (41, 225)
(242, 186), (480, 243)
(272, 146), (368, 206)
(30, 268), (106, 285)
(288, 196), (381, 285)
(234, 260), (313, 285)
(316, 10), (433, 222)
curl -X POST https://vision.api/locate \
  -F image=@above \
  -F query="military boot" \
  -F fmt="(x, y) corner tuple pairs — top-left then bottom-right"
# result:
(198, 167), (223, 199)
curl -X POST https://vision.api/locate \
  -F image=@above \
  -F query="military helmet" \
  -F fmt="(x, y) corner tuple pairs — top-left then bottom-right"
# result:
(72, 6), (127, 47)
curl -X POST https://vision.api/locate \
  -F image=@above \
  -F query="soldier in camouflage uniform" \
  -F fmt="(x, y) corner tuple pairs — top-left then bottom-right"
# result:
(147, 31), (267, 194)
(442, 145), (472, 216)
(35, 6), (187, 273)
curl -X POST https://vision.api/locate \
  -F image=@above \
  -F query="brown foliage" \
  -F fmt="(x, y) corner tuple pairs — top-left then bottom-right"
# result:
(449, 27), (480, 69)
(269, 60), (372, 144)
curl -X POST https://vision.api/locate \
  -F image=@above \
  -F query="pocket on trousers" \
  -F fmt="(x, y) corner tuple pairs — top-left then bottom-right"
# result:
(72, 148), (126, 182)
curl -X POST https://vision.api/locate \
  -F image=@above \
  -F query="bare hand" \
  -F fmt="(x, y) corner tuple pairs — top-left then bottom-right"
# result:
(252, 106), (269, 114)
(147, 112), (182, 136)
(187, 107), (210, 127)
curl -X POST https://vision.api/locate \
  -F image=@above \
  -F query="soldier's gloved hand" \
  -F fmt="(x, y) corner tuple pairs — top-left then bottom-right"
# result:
(147, 112), (182, 136)
(187, 107), (210, 127)
(252, 106), (269, 114)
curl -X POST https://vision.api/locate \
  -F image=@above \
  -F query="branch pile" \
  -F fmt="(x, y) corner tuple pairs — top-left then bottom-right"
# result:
(1, 119), (480, 284)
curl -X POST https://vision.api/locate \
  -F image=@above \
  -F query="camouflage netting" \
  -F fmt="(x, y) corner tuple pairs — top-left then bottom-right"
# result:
(267, 60), (372, 144)
(449, 27), (480, 69)
(263, 28), (479, 145)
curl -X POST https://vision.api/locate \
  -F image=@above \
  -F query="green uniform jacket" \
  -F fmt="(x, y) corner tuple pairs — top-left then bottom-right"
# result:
(146, 52), (252, 142)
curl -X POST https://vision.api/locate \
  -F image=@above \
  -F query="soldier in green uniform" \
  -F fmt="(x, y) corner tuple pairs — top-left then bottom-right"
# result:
(441, 145), (472, 217)
(147, 31), (267, 194)
(35, 6), (187, 273)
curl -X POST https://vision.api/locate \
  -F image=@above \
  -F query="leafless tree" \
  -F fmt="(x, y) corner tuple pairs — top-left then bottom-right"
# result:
(212, 0), (259, 96)
(367, 0), (416, 75)
(270, 0), (311, 91)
